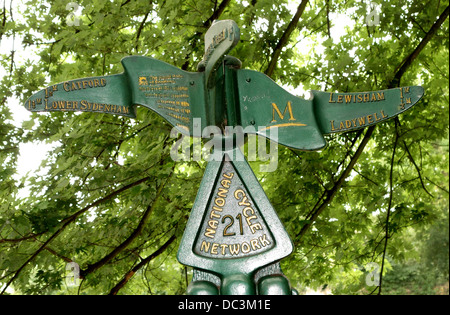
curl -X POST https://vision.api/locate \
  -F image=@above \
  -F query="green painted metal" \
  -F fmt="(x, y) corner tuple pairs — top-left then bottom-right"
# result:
(234, 69), (424, 150)
(24, 56), (208, 137)
(121, 56), (207, 136)
(198, 20), (240, 89)
(24, 57), (424, 151)
(24, 73), (136, 118)
(20, 19), (425, 295)
(177, 144), (294, 295)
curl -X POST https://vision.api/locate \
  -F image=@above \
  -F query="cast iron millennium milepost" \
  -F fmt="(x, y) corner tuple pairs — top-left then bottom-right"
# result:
(23, 20), (424, 295)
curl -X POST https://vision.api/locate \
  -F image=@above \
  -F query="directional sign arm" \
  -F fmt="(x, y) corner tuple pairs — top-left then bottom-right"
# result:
(233, 68), (424, 150)
(234, 69), (327, 151)
(311, 86), (424, 134)
(23, 56), (210, 137)
(120, 56), (208, 136)
(24, 73), (136, 118)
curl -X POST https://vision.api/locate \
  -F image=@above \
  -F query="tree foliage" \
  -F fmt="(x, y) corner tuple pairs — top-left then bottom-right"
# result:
(0, 0), (448, 295)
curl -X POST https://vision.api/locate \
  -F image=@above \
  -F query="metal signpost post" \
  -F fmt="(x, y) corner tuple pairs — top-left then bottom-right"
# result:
(23, 20), (424, 295)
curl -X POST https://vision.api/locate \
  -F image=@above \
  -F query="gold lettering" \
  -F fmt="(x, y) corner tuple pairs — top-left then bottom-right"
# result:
(215, 197), (225, 207)
(221, 179), (231, 189)
(381, 110), (388, 118)
(208, 219), (218, 229)
(200, 241), (210, 253)
(223, 172), (234, 179)
(345, 94), (352, 103)
(238, 196), (250, 207)
(330, 120), (336, 131)
(271, 101), (295, 123)
(358, 116), (366, 126)
(204, 228), (216, 239)
(259, 234), (271, 247)
(251, 239), (261, 251)
(229, 244), (240, 255)
(345, 120), (352, 129)
(243, 207), (255, 217)
(374, 112), (381, 121)
(377, 92), (384, 100)
(217, 186), (230, 198)
(212, 206), (222, 212)
(245, 215), (258, 227)
(210, 211), (220, 219)
(367, 114), (374, 124)
(337, 95), (343, 103)
(234, 189), (245, 200)
(211, 243), (219, 255)
(249, 222), (262, 234)
(329, 93), (336, 103)
(63, 82), (70, 92)
(241, 242), (251, 254)
(220, 244), (228, 255)
(371, 93), (377, 101)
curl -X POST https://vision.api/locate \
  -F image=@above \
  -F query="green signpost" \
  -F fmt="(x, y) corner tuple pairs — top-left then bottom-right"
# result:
(23, 20), (424, 295)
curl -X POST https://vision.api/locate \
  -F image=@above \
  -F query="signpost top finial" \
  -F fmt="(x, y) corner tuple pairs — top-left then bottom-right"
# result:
(198, 20), (240, 87)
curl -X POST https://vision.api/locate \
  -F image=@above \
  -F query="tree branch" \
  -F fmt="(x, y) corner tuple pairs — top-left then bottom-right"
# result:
(377, 119), (400, 295)
(0, 0), (6, 43)
(390, 4), (449, 88)
(0, 175), (152, 295)
(181, 0), (232, 70)
(296, 125), (376, 239)
(80, 171), (173, 279)
(397, 121), (434, 197)
(135, 2), (153, 53)
(265, 0), (309, 77)
(108, 234), (176, 295)
(295, 4), (450, 242)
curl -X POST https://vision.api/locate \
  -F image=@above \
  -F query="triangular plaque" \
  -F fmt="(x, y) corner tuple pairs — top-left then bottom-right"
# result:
(177, 147), (293, 277)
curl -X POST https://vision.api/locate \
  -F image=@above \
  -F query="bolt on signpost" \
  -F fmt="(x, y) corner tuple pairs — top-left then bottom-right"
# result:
(23, 20), (424, 295)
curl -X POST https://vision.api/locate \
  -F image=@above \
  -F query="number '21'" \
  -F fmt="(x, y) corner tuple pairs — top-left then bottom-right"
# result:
(222, 214), (244, 236)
